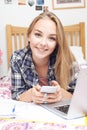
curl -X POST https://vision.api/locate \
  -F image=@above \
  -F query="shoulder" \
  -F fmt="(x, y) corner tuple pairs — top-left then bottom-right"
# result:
(10, 48), (32, 68)
(11, 48), (31, 61)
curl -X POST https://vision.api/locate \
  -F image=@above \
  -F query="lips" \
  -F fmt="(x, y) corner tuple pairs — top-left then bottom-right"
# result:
(37, 47), (48, 53)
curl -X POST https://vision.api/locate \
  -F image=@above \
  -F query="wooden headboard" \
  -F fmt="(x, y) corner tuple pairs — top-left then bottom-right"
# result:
(6, 22), (85, 68)
(64, 22), (85, 58)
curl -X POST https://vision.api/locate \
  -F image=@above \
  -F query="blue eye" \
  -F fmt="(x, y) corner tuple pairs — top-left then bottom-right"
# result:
(49, 37), (56, 41)
(35, 33), (41, 37)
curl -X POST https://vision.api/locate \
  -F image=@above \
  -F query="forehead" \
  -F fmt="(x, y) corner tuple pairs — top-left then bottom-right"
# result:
(33, 17), (57, 33)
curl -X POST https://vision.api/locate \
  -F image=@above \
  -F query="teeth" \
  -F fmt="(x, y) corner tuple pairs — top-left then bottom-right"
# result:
(39, 49), (44, 52)
(37, 47), (47, 53)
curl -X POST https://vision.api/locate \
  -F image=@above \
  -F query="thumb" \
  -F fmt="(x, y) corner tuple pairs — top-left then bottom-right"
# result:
(51, 80), (61, 91)
(34, 85), (41, 91)
(51, 80), (59, 86)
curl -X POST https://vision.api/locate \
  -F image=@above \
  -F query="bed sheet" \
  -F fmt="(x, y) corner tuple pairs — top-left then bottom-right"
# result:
(0, 72), (12, 99)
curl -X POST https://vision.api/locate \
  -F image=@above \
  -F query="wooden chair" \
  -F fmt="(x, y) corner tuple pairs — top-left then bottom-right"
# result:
(6, 25), (28, 68)
(6, 22), (85, 68)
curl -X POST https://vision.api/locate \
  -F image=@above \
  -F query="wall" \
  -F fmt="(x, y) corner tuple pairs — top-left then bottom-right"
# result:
(0, 0), (87, 75)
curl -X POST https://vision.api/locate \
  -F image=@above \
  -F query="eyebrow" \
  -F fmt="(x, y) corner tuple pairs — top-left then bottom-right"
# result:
(34, 29), (42, 33)
(34, 29), (57, 36)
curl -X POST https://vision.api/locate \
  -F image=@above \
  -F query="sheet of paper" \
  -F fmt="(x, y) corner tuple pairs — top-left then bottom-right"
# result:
(0, 98), (85, 126)
(0, 98), (16, 118)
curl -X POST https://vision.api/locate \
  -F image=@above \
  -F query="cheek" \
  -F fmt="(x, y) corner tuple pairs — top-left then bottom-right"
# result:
(29, 35), (39, 46)
(29, 36), (36, 47)
(49, 43), (56, 52)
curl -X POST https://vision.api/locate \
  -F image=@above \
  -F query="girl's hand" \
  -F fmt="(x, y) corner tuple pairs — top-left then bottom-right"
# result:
(31, 85), (45, 104)
(45, 80), (72, 103)
(31, 80), (63, 104)
(18, 81), (72, 103)
(44, 80), (63, 103)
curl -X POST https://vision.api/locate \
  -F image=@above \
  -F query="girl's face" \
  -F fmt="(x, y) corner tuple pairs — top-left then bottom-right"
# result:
(28, 18), (57, 60)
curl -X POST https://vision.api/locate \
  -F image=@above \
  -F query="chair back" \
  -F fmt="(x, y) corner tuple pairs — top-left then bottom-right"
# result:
(6, 25), (28, 68)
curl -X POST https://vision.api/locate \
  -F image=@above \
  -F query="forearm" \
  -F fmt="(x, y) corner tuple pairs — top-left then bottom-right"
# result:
(17, 88), (33, 102)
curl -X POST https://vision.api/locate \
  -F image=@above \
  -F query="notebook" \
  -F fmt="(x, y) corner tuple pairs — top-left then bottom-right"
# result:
(41, 68), (87, 119)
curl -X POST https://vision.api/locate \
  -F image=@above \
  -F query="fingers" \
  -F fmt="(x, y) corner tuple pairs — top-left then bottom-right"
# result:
(31, 81), (63, 104)
(51, 80), (59, 86)
(41, 93), (48, 104)
(31, 86), (44, 104)
(33, 84), (41, 91)
(33, 92), (62, 104)
(51, 80), (60, 90)
(33, 93), (48, 104)
(46, 90), (63, 103)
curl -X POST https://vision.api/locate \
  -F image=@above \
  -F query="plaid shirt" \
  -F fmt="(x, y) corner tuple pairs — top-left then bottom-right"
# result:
(11, 48), (77, 100)
(10, 48), (56, 100)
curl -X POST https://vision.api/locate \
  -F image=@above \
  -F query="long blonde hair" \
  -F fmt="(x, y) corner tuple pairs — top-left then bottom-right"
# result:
(27, 12), (76, 89)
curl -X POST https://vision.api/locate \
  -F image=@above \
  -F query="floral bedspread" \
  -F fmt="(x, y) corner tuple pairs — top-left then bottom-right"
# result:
(0, 118), (87, 130)
(0, 75), (12, 99)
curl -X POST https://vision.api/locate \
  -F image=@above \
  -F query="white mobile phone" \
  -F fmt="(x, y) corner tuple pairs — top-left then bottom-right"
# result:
(40, 86), (57, 93)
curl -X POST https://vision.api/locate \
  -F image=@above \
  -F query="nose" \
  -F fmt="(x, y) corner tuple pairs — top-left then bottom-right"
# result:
(40, 37), (47, 46)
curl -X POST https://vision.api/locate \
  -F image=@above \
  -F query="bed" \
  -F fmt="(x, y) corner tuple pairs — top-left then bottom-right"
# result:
(0, 22), (86, 99)
(64, 22), (86, 65)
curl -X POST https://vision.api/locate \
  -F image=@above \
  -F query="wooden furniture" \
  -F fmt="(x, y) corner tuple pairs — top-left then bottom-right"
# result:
(6, 25), (27, 68)
(6, 22), (85, 68)
(64, 22), (85, 58)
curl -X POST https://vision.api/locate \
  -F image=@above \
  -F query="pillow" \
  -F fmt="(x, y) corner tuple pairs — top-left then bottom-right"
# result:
(70, 46), (86, 64)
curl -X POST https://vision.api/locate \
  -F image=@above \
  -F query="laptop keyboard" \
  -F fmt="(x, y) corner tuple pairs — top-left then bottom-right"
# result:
(54, 105), (70, 114)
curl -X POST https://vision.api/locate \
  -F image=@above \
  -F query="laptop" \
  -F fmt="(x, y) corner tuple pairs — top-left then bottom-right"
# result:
(41, 68), (87, 119)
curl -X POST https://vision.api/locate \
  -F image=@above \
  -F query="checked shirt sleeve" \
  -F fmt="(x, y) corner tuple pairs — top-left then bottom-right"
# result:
(10, 53), (27, 100)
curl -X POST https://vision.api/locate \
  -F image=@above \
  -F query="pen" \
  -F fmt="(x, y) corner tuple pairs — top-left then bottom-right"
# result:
(12, 105), (15, 113)
(0, 105), (16, 119)
(11, 105), (16, 119)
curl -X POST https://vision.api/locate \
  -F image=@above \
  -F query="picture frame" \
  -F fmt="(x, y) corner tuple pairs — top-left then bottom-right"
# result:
(4, 0), (12, 4)
(52, 0), (86, 10)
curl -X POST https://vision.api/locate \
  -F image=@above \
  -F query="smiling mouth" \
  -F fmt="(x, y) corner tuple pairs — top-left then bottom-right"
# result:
(38, 48), (48, 52)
